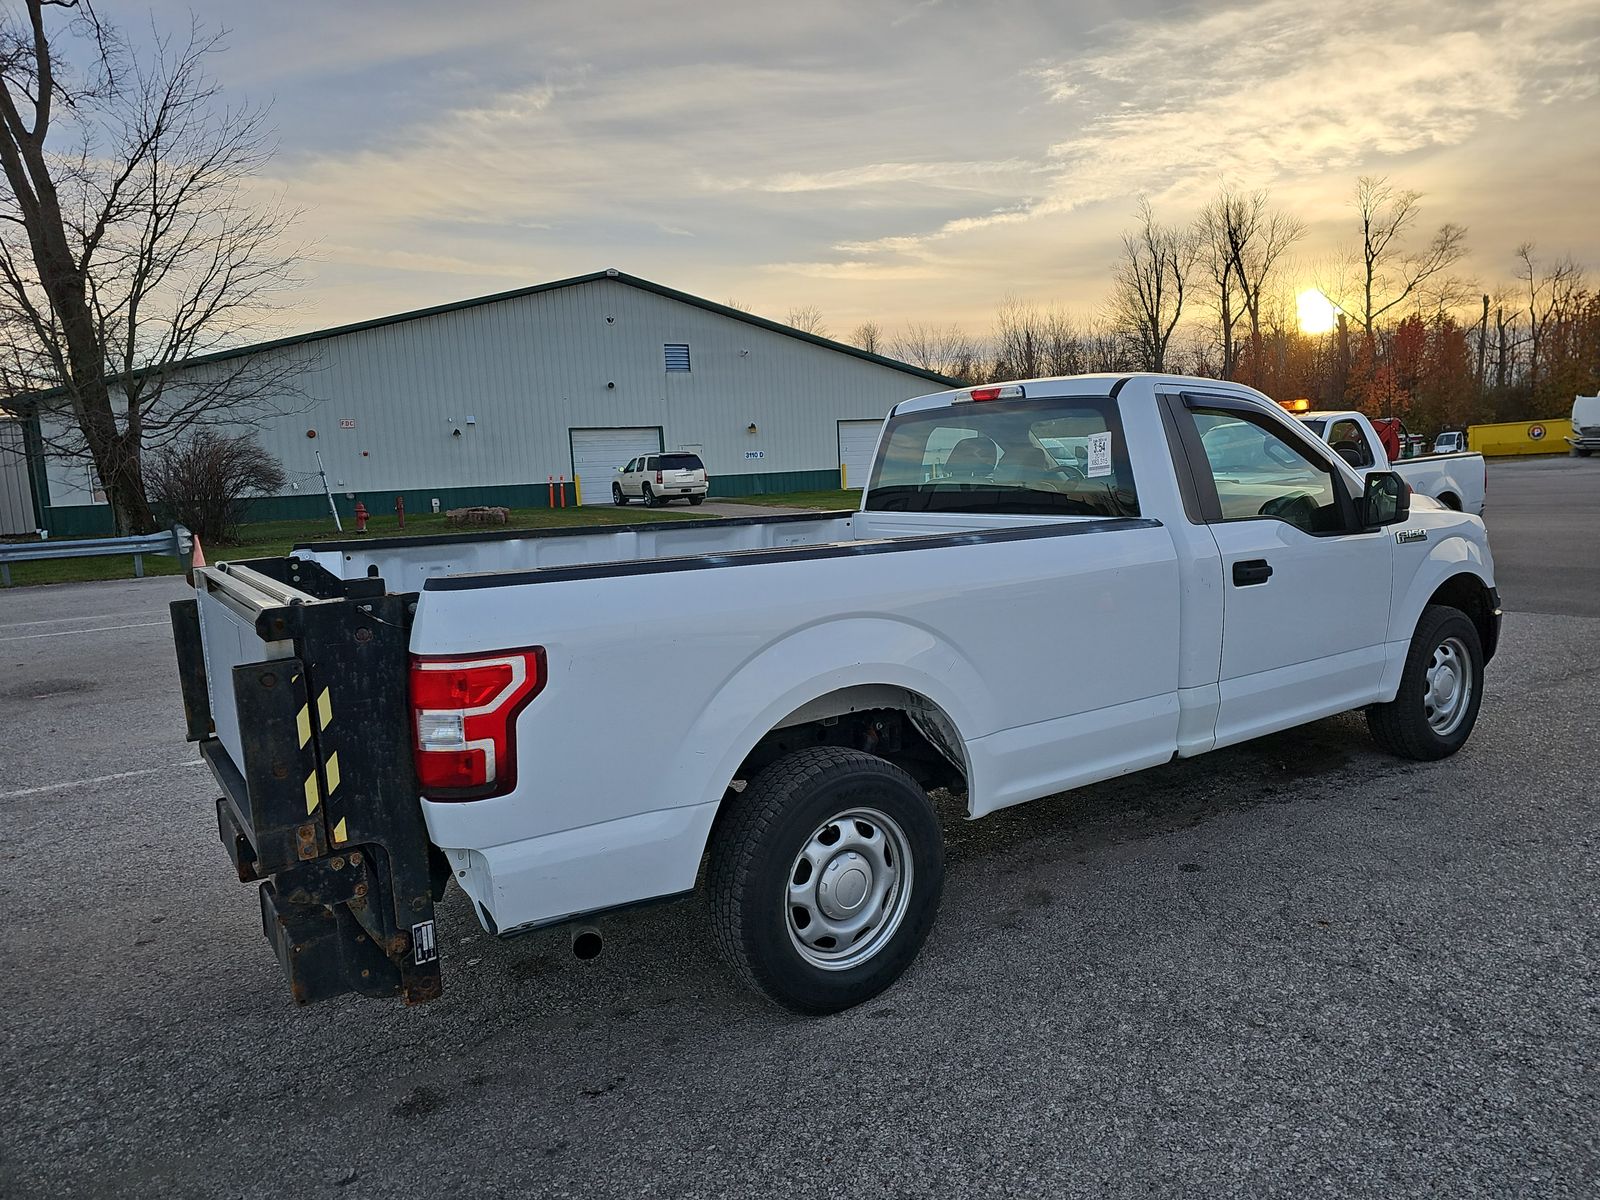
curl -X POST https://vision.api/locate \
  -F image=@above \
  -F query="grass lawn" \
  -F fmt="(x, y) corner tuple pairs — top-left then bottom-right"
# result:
(1, 504), (702, 589)
(720, 488), (860, 510)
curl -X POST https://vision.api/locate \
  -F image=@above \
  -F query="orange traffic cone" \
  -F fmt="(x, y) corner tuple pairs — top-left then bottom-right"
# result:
(186, 534), (206, 586)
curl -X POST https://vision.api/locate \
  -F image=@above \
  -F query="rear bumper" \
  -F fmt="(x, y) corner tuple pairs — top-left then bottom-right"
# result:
(428, 801), (720, 936)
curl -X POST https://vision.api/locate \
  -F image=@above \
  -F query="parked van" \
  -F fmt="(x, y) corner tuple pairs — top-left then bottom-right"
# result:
(1570, 395), (1600, 457)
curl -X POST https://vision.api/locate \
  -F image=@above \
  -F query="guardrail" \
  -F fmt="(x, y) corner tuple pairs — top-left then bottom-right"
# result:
(0, 525), (191, 586)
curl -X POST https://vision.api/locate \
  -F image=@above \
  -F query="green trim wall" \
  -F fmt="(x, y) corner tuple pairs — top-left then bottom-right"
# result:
(39, 467), (846, 537)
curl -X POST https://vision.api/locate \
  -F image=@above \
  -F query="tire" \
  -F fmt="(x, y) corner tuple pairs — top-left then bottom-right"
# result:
(708, 747), (944, 1015)
(612, 483), (628, 506)
(689, 495), (705, 506)
(1366, 605), (1484, 761)
(1576, 448), (1592, 458)
(642, 484), (659, 508)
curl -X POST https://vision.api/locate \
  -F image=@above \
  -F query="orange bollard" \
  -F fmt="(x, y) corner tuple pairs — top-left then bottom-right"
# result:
(548, 475), (555, 507)
(558, 475), (567, 507)
(395, 494), (405, 531)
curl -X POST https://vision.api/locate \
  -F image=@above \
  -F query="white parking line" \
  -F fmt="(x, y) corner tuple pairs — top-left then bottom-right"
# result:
(0, 760), (207, 801)
(0, 611), (168, 630)
(0, 620), (166, 643)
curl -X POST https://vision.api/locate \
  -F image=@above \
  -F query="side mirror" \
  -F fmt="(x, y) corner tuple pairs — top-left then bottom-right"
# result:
(1361, 471), (1409, 527)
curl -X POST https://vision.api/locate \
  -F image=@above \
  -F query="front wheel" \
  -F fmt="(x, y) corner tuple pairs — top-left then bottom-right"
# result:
(1367, 605), (1485, 760)
(708, 747), (944, 1014)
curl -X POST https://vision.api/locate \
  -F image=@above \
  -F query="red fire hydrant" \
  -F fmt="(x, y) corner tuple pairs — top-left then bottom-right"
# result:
(353, 499), (369, 533)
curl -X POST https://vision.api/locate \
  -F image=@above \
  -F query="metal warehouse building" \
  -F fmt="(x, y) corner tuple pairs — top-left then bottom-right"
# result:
(7, 269), (955, 536)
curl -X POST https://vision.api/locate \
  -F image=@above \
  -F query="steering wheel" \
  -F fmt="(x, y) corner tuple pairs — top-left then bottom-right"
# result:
(1330, 440), (1365, 468)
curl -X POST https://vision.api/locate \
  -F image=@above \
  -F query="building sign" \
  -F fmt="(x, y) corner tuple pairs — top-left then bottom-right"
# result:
(744, 450), (765, 460)
(339, 418), (357, 429)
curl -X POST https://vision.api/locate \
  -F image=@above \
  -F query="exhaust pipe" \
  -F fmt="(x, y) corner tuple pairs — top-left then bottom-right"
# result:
(571, 925), (603, 960)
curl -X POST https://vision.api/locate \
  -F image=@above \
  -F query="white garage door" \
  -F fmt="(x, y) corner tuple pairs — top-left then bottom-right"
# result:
(570, 427), (662, 505)
(838, 420), (882, 490)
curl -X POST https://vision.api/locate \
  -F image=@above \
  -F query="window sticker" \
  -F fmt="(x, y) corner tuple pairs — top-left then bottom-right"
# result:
(1086, 431), (1113, 477)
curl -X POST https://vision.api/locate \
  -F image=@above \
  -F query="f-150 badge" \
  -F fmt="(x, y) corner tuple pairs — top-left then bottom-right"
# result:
(1396, 529), (1428, 543)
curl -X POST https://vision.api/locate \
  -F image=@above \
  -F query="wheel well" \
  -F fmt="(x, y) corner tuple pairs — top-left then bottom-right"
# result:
(732, 687), (968, 798)
(1427, 573), (1498, 661)
(1437, 491), (1461, 510)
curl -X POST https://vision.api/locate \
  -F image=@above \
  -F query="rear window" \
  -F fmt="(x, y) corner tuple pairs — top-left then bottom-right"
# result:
(659, 453), (704, 471)
(865, 395), (1138, 518)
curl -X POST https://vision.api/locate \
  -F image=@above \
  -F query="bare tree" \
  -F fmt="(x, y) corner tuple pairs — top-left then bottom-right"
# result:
(1214, 187), (1302, 376)
(1195, 196), (1244, 378)
(849, 319), (882, 354)
(1515, 243), (1583, 397)
(891, 322), (978, 380)
(0, 2), (300, 532)
(1330, 177), (1467, 338)
(990, 298), (1088, 380)
(786, 304), (828, 338)
(1108, 198), (1198, 371)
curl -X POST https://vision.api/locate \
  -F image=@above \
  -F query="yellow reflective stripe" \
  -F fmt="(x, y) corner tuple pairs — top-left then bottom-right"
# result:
(316, 688), (333, 730)
(296, 704), (311, 749)
(324, 751), (340, 796)
(332, 817), (348, 844)
(304, 771), (319, 814)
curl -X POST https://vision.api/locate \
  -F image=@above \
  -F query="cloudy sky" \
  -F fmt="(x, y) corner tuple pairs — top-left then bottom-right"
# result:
(116, 0), (1600, 336)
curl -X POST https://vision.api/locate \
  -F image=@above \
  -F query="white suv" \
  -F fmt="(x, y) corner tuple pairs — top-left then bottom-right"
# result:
(614, 453), (709, 507)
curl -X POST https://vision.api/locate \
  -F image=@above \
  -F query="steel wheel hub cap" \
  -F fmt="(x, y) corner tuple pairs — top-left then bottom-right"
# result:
(1423, 636), (1472, 736)
(787, 807), (914, 971)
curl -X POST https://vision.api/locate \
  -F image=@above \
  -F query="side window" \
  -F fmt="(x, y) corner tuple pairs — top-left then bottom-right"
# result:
(1189, 409), (1346, 534)
(645, 456), (657, 472)
(1326, 419), (1374, 469)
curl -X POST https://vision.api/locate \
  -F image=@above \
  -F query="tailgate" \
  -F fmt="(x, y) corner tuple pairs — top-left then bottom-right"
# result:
(172, 556), (445, 1005)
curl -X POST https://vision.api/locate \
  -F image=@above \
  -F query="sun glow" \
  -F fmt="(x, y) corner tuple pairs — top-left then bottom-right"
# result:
(1297, 289), (1340, 335)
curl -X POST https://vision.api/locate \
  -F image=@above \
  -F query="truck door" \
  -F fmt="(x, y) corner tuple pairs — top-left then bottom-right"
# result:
(1172, 395), (1393, 748)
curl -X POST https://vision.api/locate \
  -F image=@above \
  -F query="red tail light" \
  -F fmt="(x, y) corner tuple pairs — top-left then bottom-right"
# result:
(410, 648), (545, 800)
(656, 470), (663, 483)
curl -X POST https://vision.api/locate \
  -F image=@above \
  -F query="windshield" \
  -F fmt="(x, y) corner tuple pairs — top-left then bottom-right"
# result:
(865, 395), (1138, 518)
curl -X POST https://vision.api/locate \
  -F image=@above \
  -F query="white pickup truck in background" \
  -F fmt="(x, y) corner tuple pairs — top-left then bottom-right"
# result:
(1298, 409), (1487, 515)
(172, 374), (1500, 1015)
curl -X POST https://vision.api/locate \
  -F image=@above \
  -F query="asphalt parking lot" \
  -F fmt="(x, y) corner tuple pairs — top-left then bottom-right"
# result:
(2, 456), (1596, 1199)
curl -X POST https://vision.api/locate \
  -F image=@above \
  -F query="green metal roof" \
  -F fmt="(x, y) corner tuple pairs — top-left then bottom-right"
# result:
(3, 268), (959, 410)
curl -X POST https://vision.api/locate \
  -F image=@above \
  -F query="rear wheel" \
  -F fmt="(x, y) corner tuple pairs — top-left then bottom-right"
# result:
(612, 483), (628, 506)
(708, 747), (944, 1014)
(689, 494), (705, 506)
(643, 483), (659, 507)
(1367, 605), (1484, 760)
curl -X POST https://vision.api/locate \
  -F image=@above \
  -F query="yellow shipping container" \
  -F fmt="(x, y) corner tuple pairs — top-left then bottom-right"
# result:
(1466, 419), (1569, 457)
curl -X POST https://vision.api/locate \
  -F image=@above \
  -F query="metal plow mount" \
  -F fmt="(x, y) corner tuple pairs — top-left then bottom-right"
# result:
(172, 556), (446, 1005)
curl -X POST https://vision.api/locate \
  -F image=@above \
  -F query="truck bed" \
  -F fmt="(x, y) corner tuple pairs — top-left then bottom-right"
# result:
(289, 508), (1086, 592)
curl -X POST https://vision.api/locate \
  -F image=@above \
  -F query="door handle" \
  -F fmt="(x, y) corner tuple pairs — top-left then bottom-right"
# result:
(1232, 558), (1273, 586)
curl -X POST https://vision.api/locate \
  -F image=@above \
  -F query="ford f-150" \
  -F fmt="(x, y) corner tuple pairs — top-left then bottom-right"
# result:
(171, 374), (1500, 1014)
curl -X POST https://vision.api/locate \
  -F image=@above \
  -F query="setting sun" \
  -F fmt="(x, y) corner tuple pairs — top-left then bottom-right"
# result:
(1297, 288), (1340, 335)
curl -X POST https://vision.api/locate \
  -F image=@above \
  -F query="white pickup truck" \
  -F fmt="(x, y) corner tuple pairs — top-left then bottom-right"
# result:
(171, 374), (1500, 1015)
(1297, 410), (1486, 515)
